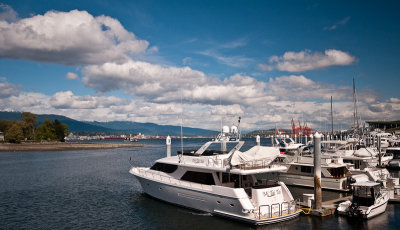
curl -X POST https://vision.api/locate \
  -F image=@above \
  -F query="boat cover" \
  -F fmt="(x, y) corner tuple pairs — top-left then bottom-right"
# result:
(229, 146), (280, 167)
(354, 148), (377, 157)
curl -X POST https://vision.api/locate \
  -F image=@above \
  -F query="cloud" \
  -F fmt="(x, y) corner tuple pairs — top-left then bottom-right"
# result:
(219, 38), (248, 49)
(148, 46), (159, 53)
(0, 77), (21, 98)
(0, 9), (149, 65)
(196, 38), (252, 68)
(266, 75), (351, 100)
(82, 61), (271, 106)
(82, 60), (208, 94)
(0, 3), (18, 22)
(199, 50), (253, 68)
(0, 8), (395, 131)
(324, 16), (351, 31)
(49, 91), (126, 109)
(1, 83), (399, 131)
(259, 49), (356, 72)
(182, 57), (192, 65)
(66, 72), (79, 80)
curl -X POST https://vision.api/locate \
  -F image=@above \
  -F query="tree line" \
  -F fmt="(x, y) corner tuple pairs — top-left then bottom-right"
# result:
(0, 112), (69, 143)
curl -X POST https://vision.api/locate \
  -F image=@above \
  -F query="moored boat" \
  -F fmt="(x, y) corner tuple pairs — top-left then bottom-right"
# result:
(337, 181), (389, 219)
(129, 127), (301, 225)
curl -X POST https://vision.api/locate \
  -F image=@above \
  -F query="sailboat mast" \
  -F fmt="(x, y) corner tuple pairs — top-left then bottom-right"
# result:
(331, 96), (334, 136)
(180, 92), (183, 163)
(353, 78), (359, 131)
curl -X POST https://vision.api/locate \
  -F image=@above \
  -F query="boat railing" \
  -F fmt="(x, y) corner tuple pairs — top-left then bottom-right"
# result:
(256, 200), (298, 219)
(137, 168), (213, 191)
(238, 160), (283, 170)
(206, 158), (224, 168)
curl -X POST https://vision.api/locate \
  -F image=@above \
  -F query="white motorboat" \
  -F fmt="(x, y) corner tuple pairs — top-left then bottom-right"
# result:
(261, 154), (361, 192)
(319, 140), (393, 187)
(129, 127), (301, 225)
(275, 137), (305, 154)
(337, 181), (389, 219)
(321, 140), (393, 167)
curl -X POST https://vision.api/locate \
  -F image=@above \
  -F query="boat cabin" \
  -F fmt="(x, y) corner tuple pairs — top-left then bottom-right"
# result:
(352, 182), (382, 207)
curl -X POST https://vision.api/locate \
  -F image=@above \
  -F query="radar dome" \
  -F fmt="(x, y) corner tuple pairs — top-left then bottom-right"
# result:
(222, 126), (230, 134)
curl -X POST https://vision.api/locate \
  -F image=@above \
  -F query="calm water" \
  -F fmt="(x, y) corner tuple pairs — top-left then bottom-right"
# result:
(0, 138), (399, 230)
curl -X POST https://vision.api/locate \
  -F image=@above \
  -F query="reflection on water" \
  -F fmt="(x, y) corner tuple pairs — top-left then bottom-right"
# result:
(0, 138), (399, 229)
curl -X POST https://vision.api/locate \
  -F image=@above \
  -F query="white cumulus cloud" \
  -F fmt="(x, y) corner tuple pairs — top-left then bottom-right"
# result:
(0, 9), (149, 65)
(66, 72), (79, 80)
(0, 3), (18, 22)
(0, 77), (21, 98)
(259, 49), (356, 72)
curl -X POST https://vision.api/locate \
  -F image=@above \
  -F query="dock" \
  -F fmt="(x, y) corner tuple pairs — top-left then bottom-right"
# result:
(300, 192), (400, 217)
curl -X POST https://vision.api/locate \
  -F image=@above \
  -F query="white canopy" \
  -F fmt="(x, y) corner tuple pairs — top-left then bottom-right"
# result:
(354, 147), (377, 157)
(229, 146), (280, 167)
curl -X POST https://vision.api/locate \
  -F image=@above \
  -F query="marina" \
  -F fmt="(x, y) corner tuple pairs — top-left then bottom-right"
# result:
(1, 1), (400, 229)
(1, 138), (400, 229)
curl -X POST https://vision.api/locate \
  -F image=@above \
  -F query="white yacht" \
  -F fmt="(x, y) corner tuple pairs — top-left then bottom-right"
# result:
(261, 154), (366, 192)
(130, 128), (301, 225)
(318, 140), (393, 187)
(337, 181), (389, 219)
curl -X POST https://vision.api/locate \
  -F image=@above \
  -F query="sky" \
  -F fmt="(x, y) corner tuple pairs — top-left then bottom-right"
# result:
(0, 0), (399, 132)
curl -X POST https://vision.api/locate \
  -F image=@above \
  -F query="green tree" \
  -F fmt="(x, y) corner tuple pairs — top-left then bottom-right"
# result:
(5, 122), (24, 143)
(0, 120), (12, 133)
(21, 112), (37, 140)
(35, 119), (57, 141)
(54, 119), (69, 142)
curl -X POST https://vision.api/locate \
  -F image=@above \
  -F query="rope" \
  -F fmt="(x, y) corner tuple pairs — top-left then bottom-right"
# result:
(300, 208), (312, 215)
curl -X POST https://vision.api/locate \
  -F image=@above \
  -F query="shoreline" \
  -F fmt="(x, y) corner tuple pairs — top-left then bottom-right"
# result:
(0, 142), (145, 152)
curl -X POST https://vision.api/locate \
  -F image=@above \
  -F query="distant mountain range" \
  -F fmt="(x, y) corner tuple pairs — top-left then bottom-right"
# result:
(0, 111), (219, 136)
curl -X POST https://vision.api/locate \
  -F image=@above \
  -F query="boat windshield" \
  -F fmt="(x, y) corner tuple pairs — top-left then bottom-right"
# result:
(352, 185), (380, 206)
(178, 142), (242, 156)
(387, 149), (400, 158)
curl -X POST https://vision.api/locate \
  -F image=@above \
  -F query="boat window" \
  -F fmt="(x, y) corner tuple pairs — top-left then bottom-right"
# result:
(181, 171), (215, 185)
(300, 166), (313, 173)
(329, 167), (346, 178)
(221, 173), (240, 187)
(353, 186), (375, 206)
(150, 163), (178, 173)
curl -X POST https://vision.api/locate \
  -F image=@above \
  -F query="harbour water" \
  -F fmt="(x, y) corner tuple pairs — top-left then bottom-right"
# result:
(1, 138), (399, 229)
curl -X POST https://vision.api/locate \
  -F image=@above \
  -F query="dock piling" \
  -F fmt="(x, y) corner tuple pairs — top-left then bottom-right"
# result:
(166, 135), (171, 157)
(313, 132), (322, 210)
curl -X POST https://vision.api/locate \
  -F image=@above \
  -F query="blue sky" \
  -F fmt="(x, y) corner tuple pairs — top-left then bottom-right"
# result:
(0, 0), (399, 131)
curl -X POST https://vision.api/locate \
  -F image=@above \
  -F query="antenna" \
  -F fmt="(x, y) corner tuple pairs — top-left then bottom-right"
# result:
(237, 117), (241, 139)
(220, 97), (222, 135)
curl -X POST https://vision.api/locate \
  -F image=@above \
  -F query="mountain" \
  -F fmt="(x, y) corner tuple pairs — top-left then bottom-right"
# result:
(0, 111), (218, 136)
(86, 121), (218, 136)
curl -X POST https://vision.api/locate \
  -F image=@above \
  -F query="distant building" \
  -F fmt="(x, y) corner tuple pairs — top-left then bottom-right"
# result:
(0, 132), (4, 141)
(366, 121), (400, 131)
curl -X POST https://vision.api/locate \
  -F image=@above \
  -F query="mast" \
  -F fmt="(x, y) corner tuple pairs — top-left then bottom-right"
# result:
(353, 78), (359, 131)
(179, 91), (183, 163)
(331, 96), (334, 136)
